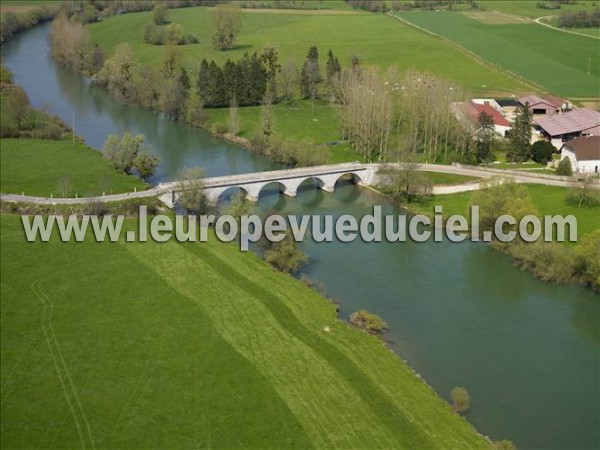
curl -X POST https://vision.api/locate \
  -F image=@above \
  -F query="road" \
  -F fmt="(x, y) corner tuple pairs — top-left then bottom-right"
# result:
(2, 163), (595, 206)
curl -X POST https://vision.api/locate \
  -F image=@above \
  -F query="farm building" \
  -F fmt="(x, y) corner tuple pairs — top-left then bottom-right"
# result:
(517, 94), (570, 116)
(534, 108), (600, 149)
(454, 101), (512, 137)
(560, 136), (600, 174)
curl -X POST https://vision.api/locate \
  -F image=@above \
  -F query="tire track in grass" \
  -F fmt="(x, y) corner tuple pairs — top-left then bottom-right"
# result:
(31, 279), (95, 450)
(125, 240), (433, 449)
(194, 243), (434, 449)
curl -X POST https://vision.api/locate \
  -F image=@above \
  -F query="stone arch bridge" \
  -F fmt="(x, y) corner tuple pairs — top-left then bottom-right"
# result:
(158, 163), (375, 207)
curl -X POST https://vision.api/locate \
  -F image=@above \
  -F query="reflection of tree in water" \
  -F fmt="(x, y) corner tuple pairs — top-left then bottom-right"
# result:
(334, 179), (361, 204)
(570, 295), (600, 346)
(463, 244), (534, 302)
(295, 179), (326, 208)
(258, 183), (287, 212)
(216, 186), (247, 210)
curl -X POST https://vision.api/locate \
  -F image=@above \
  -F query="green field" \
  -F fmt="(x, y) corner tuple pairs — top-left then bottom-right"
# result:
(396, 11), (599, 98)
(422, 171), (480, 185)
(410, 184), (600, 238)
(482, 0), (600, 18)
(0, 139), (145, 197)
(0, 214), (487, 448)
(88, 6), (531, 96)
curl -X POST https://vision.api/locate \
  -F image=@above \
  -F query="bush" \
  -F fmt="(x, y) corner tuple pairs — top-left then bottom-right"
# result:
(575, 231), (600, 290)
(451, 387), (470, 414)
(530, 140), (554, 164)
(556, 157), (573, 176)
(349, 310), (387, 334)
(264, 235), (309, 274)
(491, 440), (517, 450)
(493, 241), (578, 283)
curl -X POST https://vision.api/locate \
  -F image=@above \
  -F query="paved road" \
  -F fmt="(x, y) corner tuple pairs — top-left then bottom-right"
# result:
(1, 163), (595, 206)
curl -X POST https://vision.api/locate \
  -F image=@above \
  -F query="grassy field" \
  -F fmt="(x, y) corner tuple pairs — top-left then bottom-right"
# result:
(0, 139), (145, 197)
(482, 0), (600, 18)
(410, 184), (600, 238)
(0, 0), (55, 13)
(544, 17), (600, 38)
(423, 171), (480, 185)
(0, 214), (487, 448)
(396, 11), (600, 98)
(88, 6), (532, 96)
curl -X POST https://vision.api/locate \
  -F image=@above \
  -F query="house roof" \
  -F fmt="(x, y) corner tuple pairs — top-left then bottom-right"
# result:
(562, 136), (600, 161)
(518, 94), (558, 110)
(458, 102), (511, 128)
(535, 108), (600, 137)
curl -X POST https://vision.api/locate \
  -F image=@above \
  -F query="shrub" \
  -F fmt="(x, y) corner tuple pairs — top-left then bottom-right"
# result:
(556, 157), (573, 176)
(264, 235), (309, 274)
(491, 440), (517, 450)
(530, 140), (555, 164)
(493, 241), (578, 283)
(451, 387), (470, 414)
(349, 310), (387, 334)
(575, 231), (600, 290)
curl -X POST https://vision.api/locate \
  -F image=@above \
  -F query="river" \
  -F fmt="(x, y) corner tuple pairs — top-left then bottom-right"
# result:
(2, 22), (598, 449)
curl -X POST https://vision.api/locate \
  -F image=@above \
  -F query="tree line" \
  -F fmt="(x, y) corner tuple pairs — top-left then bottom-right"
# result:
(558, 8), (600, 28)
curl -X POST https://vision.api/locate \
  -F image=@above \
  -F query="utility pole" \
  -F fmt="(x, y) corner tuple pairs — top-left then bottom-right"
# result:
(72, 114), (75, 144)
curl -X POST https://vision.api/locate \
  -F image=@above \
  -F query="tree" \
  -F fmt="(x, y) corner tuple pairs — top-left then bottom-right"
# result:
(476, 111), (495, 163)
(102, 132), (155, 177)
(228, 97), (240, 136)
(377, 160), (432, 204)
(96, 43), (135, 100)
(261, 45), (281, 100)
(299, 46), (322, 102)
(50, 11), (91, 73)
(152, 3), (169, 25)
(57, 175), (72, 198)
(211, 4), (242, 51)
(260, 92), (275, 140)
(470, 177), (537, 232)
(530, 140), (554, 164)
(133, 152), (160, 180)
(567, 174), (600, 207)
(3, 86), (30, 130)
(325, 48), (341, 84)
(90, 44), (105, 74)
(575, 230), (600, 290)
(165, 23), (184, 45)
(177, 167), (207, 214)
(451, 387), (470, 414)
(508, 103), (532, 162)
(280, 59), (297, 104)
(264, 234), (308, 274)
(349, 310), (387, 334)
(221, 191), (253, 218)
(338, 68), (393, 162)
(556, 157), (573, 176)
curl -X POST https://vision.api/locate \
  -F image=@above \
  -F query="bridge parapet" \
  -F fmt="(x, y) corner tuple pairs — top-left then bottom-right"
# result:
(162, 162), (375, 206)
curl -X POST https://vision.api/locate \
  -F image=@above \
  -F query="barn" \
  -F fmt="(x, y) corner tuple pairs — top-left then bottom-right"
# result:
(560, 136), (600, 174)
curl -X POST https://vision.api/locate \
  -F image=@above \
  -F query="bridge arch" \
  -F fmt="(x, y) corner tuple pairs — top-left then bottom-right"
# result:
(257, 181), (287, 199)
(216, 186), (249, 207)
(295, 176), (327, 194)
(335, 172), (363, 187)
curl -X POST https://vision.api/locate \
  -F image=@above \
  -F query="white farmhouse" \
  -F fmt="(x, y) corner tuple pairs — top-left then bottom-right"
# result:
(560, 136), (600, 174)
